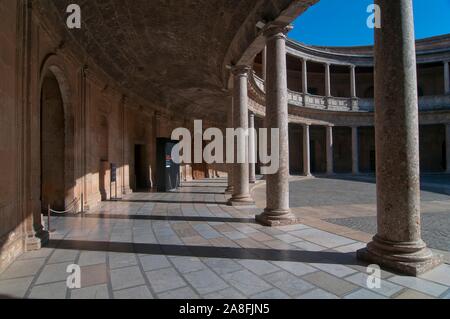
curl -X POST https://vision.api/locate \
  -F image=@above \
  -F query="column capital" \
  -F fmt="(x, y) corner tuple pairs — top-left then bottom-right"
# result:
(263, 24), (293, 40)
(230, 65), (251, 76)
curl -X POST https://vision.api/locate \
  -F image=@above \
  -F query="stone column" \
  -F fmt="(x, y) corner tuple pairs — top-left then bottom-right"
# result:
(303, 124), (311, 176)
(446, 124), (450, 173)
(351, 126), (359, 175)
(326, 125), (334, 175)
(225, 94), (234, 194)
(350, 65), (357, 98)
(325, 63), (331, 97)
(249, 112), (257, 183)
(444, 61), (450, 95)
(262, 46), (267, 85)
(227, 66), (254, 206)
(357, 0), (441, 276)
(302, 59), (308, 107)
(302, 59), (308, 94)
(256, 24), (296, 226)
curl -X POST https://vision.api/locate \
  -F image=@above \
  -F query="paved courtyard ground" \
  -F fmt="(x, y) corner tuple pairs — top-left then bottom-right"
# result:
(0, 178), (450, 299)
(253, 175), (450, 254)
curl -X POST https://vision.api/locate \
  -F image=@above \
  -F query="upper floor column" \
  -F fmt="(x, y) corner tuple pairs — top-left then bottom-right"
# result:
(325, 63), (331, 97)
(350, 65), (357, 98)
(302, 58), (308, 95)
(444, 61), (450, 95)
(256, 24), (297, 226)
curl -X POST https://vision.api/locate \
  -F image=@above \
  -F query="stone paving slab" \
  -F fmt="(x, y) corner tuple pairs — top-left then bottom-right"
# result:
(0, 178), (449, 299)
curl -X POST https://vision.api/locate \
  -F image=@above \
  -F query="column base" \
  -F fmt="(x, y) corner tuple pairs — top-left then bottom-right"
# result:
(227, 194), (255, 207)
(25, 227), (49, 252)
(249, 179), (256, 184)
(36, 228), (50, 246)
(357, 236), (443, 276)
(256, 209), (298, 227)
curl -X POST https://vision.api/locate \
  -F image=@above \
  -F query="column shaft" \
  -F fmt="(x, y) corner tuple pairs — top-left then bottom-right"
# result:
(228, 66), (254, 206)
(225, 95), (234, 194)
(351, 126), (359, 175)
(350, 65), (357, 98)
(303, 124), (311, 176)
(249, 113), (256, 183)
(302, 59), (308, 107)
(262, 46), (267, 85)
(325, 63), (331, 97)
(357, 0), (441, 276)
(444, 61), (450, 95)
(326, 126), (334, 175)
(256, 25), (296, 226)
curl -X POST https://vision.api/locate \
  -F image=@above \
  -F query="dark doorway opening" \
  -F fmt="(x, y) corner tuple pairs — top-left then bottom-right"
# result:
(419, 124), (446, 172)
(134, 144), (149, 191)
(40, 72), (65, 212)
(156, 138), (180, 192)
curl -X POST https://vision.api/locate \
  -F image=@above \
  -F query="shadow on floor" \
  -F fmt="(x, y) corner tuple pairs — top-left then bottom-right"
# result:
(170, 191), (226, 195)
(107, 199), (228, 205)
(47, 239), (361, 266)
(51, 213), (256, 224)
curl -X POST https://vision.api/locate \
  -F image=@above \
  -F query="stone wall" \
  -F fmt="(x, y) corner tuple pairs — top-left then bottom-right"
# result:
(0, 2), (227, 272)
(0, 0), (22, 274)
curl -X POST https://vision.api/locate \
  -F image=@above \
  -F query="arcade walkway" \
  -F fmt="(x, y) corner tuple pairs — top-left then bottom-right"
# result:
(0, 179), (449, 299)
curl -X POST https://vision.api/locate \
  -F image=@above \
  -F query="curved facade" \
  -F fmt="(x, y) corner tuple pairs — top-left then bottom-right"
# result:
(248, 35), (450, 175)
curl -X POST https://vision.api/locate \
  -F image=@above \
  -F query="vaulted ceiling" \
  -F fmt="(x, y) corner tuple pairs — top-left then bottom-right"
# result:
(36, 0), (318, 122)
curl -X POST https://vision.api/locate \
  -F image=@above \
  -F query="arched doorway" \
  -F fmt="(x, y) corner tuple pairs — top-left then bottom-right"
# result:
(40, 71), (66, 211)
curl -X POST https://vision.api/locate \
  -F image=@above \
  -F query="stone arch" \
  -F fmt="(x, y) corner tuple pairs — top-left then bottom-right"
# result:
(39, 55), (75, 211)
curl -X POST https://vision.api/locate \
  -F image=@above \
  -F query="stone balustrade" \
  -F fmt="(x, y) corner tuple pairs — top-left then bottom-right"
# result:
(250, 71), (450, 113)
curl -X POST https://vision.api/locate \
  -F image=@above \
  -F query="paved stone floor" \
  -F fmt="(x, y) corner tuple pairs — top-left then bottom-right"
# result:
(1, 178), (450, 299)
(289, 177), (450, 252)
(253, 175), (450, 255)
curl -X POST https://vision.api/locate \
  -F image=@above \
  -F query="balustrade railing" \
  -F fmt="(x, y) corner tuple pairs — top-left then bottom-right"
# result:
(250, 71), (450, 112)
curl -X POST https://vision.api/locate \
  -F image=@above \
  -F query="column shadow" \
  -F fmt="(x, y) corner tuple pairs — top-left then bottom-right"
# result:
(47, 239), (361, 266)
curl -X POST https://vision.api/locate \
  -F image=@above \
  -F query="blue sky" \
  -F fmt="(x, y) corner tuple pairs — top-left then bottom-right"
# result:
(288, 0), (450, 46)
